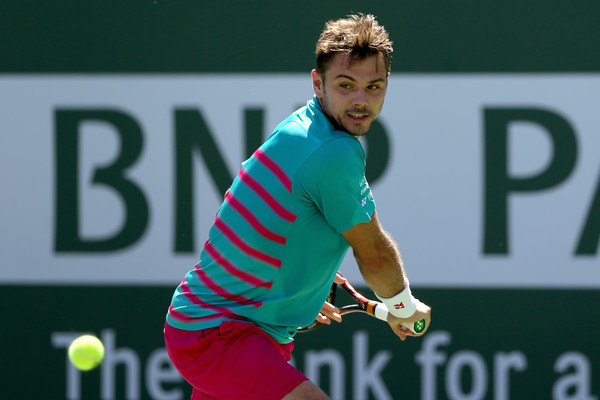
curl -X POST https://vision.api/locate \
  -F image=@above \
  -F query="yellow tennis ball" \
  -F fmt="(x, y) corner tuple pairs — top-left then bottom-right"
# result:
(68, 335), (105, 371)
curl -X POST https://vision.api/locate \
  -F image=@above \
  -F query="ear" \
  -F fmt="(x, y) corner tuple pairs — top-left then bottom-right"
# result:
(312, 69), (324, 97)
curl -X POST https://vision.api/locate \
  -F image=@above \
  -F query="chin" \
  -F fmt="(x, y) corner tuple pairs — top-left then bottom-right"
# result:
(346, 125), (371, 137)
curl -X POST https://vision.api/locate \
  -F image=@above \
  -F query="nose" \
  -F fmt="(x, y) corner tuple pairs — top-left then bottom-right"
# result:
(352, 89), (368, 107)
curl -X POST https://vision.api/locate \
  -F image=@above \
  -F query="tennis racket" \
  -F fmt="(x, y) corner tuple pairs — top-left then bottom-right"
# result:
(298, 276), (426, 334)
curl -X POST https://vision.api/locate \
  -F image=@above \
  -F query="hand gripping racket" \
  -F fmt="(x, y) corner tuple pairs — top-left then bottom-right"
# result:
(298, 278), (426, 334)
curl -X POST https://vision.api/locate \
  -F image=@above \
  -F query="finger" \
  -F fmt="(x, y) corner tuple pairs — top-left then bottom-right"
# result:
(315, 313), (331, 325)
(390, 322), (414, 340)
(402, 328), (417, 337)
(321, 302), (341, 314)
(334, 272), (347, 285)
(328, 311), (342, 323)
(320, 303), (342, 322)
(395, 329), (407, 341)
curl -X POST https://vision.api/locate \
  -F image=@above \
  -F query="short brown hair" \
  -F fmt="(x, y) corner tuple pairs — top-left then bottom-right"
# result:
(315, 14), (393, 75)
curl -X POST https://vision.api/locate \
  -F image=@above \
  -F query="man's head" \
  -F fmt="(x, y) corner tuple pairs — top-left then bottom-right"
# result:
(312, 14), (393, 137)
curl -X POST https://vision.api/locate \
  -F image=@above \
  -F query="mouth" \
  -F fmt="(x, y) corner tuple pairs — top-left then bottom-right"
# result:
(347, 111), (371, 123)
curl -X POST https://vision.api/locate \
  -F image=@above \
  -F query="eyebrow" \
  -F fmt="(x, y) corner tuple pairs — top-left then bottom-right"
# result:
(333, 74), (386, 84)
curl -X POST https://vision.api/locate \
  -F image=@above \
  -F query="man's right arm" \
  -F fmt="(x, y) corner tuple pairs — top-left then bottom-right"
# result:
(341, 210), (431, 338)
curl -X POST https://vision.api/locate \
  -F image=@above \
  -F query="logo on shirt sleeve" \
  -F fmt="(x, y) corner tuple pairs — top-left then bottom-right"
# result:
(359, 177), (372, 207)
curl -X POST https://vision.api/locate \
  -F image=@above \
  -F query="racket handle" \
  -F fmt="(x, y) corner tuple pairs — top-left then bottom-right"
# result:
(375, 303), (426, 334)
(373, 302), (390, 321)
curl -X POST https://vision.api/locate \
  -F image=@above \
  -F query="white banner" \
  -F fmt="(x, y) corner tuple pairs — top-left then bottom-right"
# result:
(1, 74), (598, 287)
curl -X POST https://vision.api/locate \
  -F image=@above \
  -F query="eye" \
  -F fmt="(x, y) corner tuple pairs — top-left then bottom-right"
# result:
(367, 84), (381, 90)
(339, 83), (352, 89)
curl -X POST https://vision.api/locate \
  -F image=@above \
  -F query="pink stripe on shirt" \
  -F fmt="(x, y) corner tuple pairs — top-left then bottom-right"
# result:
(178, 280), (240, 317)
(239, 168), (296, 222)
(168, 304), (222, 323)
(254, 148), (292, 192)
(204, 242), (273, 289)
(214, 218), (282, 269)
(225, 191), (286, 245)
(194, 265), (263, 309)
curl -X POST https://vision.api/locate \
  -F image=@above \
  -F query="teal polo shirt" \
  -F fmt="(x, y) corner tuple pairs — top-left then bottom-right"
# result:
(167, 96), (376, 343)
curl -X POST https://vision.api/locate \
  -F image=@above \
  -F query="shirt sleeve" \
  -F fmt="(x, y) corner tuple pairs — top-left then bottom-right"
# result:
(294, 137), (376, 233)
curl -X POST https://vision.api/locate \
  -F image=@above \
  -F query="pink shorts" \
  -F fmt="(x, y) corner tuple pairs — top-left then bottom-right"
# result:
(164, 321), (308, 400)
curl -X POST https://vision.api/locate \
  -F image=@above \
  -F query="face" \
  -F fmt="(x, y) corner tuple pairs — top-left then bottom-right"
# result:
(312, 53), (389, 137)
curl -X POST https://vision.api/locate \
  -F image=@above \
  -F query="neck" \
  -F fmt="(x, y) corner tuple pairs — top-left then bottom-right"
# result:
(315, 96), (357, 137)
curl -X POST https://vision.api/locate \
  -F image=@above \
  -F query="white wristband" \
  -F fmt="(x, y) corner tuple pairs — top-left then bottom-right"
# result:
(376, 282), (417, 318)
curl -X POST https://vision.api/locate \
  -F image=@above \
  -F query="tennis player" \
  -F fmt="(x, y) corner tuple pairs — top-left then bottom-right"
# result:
(164, 13), (432, 400)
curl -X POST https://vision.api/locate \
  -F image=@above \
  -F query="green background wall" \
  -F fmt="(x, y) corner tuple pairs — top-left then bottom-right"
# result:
(2, 1), (600, 73)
